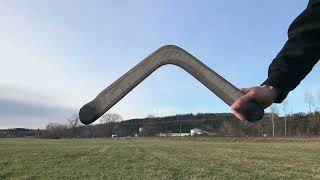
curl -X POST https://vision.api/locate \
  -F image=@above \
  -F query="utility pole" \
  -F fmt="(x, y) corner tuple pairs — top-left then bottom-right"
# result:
(282, 100), (288, 137)
(270, 104), (278, 137)
(289, 107), (294, 136)
(272, 113), (275, 137)
(179, 122), (182, 136)
(284, 116), (287, 136)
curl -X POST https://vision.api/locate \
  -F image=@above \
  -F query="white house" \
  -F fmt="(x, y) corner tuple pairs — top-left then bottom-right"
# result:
(190, 128), (202, 136)
(190, 128), (216, 136)
(157, 133), (189, 137)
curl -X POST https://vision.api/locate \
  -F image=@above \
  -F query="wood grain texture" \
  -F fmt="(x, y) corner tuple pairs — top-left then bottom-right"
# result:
(79, 45), (263, 124)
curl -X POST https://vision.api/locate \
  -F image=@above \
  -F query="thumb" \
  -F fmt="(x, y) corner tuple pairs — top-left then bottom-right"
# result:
(231, 92), (254, 110)
(240, 87), (252, 93)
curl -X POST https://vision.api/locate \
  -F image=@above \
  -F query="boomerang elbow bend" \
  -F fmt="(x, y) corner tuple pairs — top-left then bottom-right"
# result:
(79, 45), (264, 125)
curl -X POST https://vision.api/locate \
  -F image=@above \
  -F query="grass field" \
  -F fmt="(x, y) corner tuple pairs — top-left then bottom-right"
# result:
(0, 138), (320, 180)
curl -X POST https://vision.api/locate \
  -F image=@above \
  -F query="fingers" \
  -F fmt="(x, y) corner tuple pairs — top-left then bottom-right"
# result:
(231, 91), (256, 121)
(231, 109), (246, 121)
(231, 93), (253, 110)
(240, 87), (251, 93)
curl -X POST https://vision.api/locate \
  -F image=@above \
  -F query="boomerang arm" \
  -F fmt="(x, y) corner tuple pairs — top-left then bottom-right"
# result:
(79, 45), (263, 125)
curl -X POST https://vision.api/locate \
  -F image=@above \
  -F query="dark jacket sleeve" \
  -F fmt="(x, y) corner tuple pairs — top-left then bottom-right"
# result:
(261, 0), (320, 103)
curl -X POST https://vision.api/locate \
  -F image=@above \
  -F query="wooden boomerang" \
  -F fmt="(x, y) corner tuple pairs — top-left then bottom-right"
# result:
(79, 45), (264, 125)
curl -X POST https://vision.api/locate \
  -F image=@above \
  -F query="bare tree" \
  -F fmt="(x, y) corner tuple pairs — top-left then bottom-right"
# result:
(281, 100), (288, 136)
(304, 89), (315, 113)
(270, 104), (278, 137)
(305, 89), (316, 135)
(100, 113), (123, 124)
(67, 114), (80, 138)
(100, 113), (123, 137)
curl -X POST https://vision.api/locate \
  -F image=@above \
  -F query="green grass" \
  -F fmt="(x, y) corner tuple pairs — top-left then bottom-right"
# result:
(0, 138), (320, 180)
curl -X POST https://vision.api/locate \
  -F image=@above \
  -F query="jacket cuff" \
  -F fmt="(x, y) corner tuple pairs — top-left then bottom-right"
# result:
(261, 78), (289, 103)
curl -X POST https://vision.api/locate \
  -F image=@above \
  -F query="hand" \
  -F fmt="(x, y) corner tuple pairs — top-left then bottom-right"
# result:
(231, 85), (278, 121)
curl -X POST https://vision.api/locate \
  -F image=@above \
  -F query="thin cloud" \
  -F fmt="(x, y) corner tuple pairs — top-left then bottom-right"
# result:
(0, 97), (76, 129)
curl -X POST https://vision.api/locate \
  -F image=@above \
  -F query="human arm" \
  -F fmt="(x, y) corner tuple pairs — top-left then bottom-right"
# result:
(232, 1), (320, 121)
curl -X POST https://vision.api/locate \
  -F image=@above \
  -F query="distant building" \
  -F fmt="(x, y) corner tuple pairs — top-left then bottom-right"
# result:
(157, 133), (190, 137)
(190, 128), (216, 136)
(190, 128), (202, 136)
(156, 128), (216, 137)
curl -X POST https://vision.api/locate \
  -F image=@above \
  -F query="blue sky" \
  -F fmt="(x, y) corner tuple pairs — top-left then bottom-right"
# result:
(1, 0), (319, 129)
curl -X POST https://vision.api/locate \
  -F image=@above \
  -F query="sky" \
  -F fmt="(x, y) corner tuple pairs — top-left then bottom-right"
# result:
(1, 0), (319, 129)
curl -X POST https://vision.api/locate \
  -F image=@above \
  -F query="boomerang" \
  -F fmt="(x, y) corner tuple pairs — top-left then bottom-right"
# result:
(79, 45), (264, 125)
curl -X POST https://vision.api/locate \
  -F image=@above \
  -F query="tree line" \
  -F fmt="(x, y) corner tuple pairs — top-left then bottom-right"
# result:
(1, 89), (320, 138)
(1, 111), (320, 138)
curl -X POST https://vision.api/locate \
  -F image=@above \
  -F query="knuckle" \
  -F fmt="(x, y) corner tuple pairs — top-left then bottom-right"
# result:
(250, 90), (257, 96)
(237, 98), (244, 105)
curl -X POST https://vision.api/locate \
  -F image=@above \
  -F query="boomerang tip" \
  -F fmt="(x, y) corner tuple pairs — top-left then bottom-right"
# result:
(239, 101), (264, 122)
(79, 104), (99, 125)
